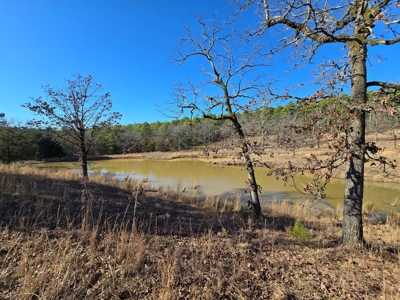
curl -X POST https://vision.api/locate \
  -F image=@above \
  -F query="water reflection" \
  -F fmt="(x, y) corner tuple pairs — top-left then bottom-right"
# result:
(37, 159), (400, 212)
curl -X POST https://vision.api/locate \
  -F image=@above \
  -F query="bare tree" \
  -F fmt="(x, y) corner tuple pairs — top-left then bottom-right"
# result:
(172, 16), (272, 217)
(234, 0), (400, 244)
(23, 74), (122, 178)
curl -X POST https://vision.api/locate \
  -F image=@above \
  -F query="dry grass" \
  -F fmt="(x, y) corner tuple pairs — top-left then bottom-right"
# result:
(93, 130), (400, 184)
(108, 150), (205, 161)
(0, 164), (399, 299)
(195, 131), (400, 184)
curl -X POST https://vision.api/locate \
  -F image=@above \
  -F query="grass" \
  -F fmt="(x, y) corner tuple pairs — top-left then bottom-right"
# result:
(0, 164), (399, 299)
(167, 131), (400, 185)
(106, 150), (204, 161)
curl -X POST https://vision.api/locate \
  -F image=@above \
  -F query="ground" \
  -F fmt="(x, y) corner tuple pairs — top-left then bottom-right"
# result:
(0, 164), (399, 299)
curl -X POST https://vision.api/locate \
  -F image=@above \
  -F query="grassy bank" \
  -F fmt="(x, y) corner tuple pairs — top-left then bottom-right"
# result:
(0, 165), (399, 299)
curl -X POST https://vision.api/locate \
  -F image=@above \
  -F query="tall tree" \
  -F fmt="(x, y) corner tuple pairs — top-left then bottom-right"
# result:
(172, 16), (272, 217)
(37, 133), (66, 160)
(0, 113), (5, 126)
(0, 119), (38, 164)
(23, 74), (122, 178)
(235, 0), (400, 243)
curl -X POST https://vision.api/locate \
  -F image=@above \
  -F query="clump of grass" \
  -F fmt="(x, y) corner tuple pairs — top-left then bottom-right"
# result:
(203, 195), (221, 211)
(192, 178), (199, 189)
(363, 201), (376, 215)
(202, 194), (243, 212)
(387, 210), (400, 228)
(231, 194), (243, 212)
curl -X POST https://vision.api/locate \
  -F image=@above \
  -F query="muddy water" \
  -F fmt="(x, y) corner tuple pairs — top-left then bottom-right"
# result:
(36, 159), (400, 212)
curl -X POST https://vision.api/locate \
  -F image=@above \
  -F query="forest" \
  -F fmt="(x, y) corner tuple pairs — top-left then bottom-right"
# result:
(1, 93), (399, 163)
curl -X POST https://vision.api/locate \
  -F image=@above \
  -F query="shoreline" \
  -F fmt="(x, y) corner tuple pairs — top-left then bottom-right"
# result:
(32, 152), (400, 215)
(93, 149), (400, 185)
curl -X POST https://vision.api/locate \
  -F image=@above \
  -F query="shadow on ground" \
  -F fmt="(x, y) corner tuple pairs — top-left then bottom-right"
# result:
(0, 171), (298, 237)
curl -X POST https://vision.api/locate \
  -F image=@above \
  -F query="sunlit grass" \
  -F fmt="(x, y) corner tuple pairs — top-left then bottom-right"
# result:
(0, 164), (399, 299)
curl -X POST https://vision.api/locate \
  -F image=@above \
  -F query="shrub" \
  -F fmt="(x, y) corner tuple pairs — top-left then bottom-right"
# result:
(289, 218), (310, 242)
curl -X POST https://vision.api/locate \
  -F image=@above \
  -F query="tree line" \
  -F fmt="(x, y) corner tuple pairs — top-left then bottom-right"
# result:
(1, 93), (398, 165)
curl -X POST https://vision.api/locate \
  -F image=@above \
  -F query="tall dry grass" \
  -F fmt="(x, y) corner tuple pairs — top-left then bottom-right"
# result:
(0, 164), (399, 299)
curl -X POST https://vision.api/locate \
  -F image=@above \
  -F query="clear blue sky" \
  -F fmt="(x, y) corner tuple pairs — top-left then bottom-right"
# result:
(1, 1), (399, 125)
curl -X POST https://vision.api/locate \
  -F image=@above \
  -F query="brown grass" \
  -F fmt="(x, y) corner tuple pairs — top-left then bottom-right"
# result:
(0, 165), (399, 299)
(96, 130), (400, 184)
(104, 134), (400, 189)
(108, 150), (205, 161)
(171, 131), (400, 184)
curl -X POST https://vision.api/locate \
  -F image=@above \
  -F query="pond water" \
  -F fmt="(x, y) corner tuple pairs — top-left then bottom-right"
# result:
(36, 159), (400, 212)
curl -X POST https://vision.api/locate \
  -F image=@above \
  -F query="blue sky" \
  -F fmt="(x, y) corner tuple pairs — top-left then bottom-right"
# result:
(1, 1), (399, 125)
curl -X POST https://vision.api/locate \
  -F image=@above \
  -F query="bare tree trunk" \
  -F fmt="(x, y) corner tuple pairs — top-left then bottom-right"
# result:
(342, 42), (366, 244)
(293, 139), (296, 157)
(244, 152), (262, 217)
(81, 151), (89, 178)
(232, 120), (262, 217)
(6, 139), (11, 165)
(80, 129), (89, 178)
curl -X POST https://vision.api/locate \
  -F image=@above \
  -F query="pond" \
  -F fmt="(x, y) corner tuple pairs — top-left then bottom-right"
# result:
(36, 159), (400, 213)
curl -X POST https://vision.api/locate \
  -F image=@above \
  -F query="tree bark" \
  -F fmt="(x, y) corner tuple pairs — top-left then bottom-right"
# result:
(342, 41), (367, 244)
(81, 151), (88, 178)
(244, 152), (262, 217)
(232, 119), (262, 217)
(79, 129), (89, 178)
